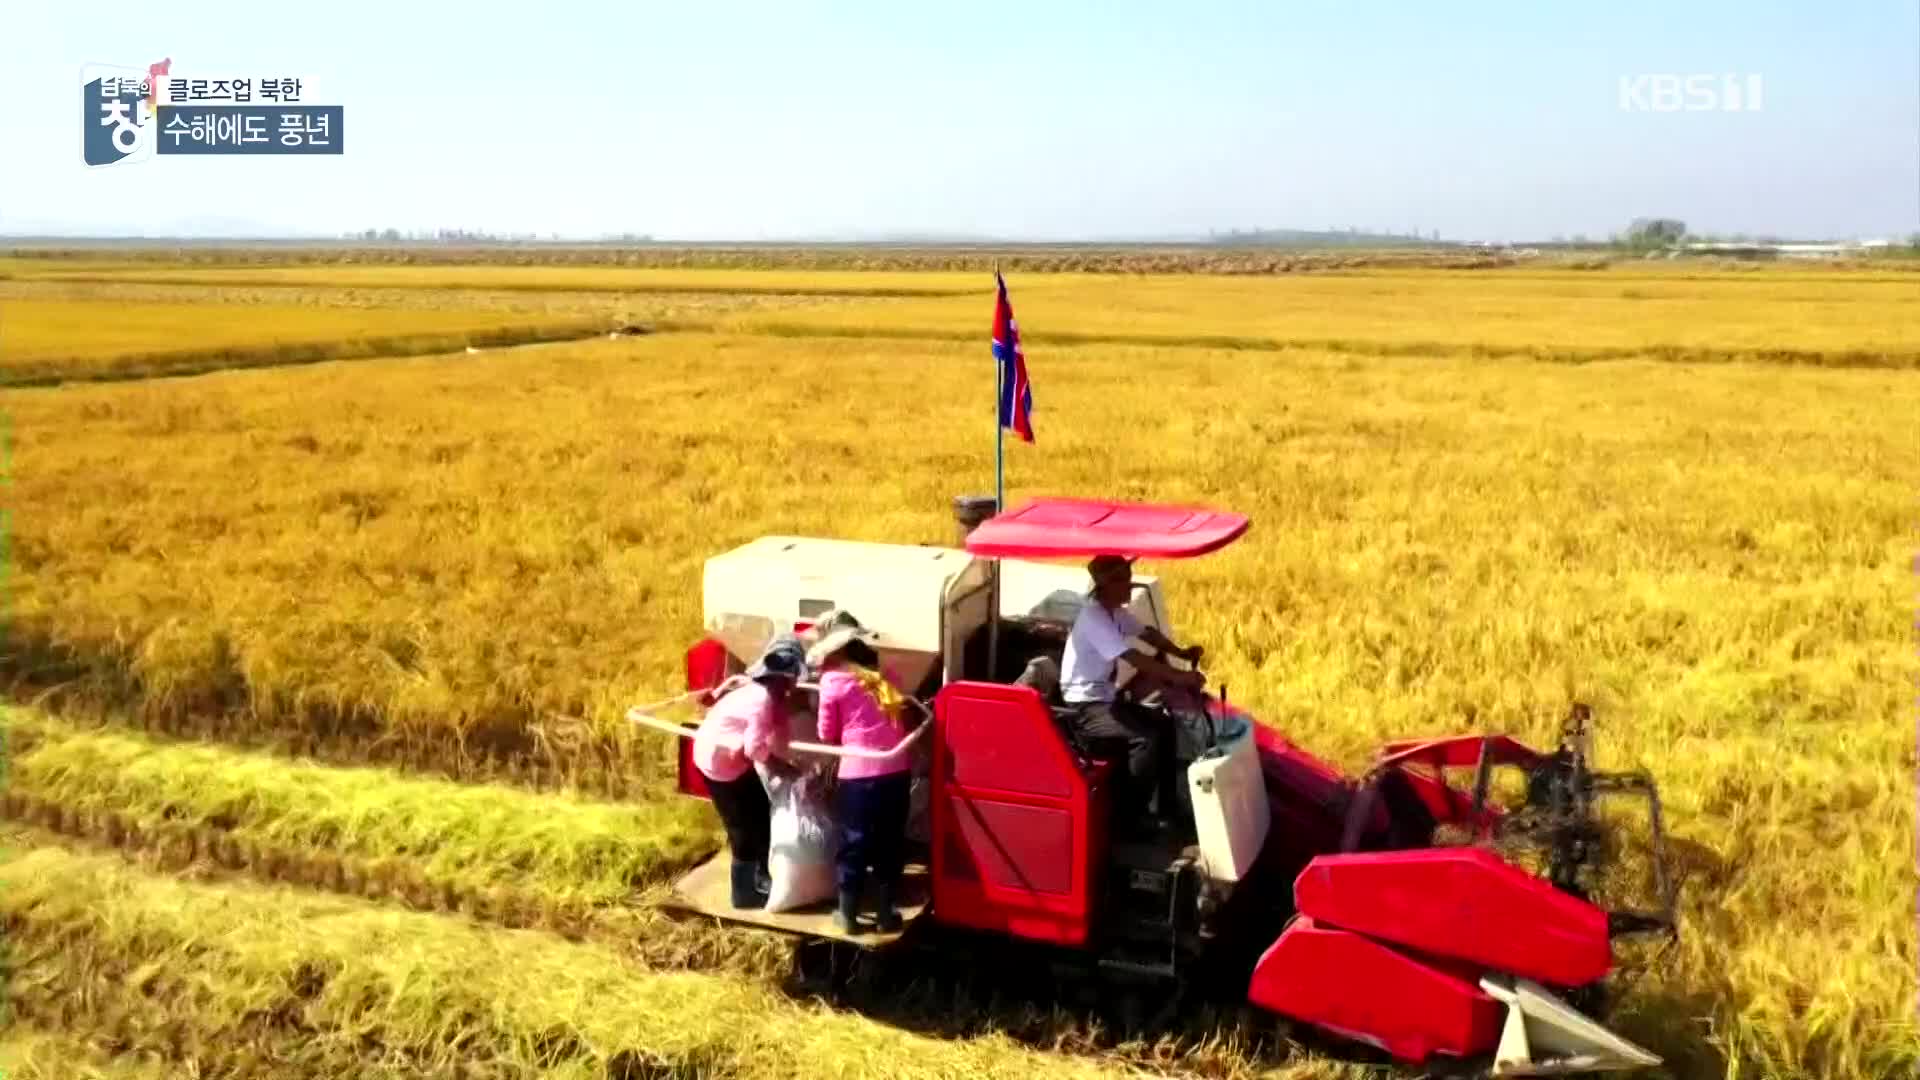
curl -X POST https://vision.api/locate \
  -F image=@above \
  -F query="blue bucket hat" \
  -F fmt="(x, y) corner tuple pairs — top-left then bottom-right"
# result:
(746, 633), (807, 684)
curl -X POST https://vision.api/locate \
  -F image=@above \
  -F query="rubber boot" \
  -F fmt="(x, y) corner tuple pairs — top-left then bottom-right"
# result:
(873, 881), (903, 934)
(833, 887), (863, 935)
(730, 858), (768, 909)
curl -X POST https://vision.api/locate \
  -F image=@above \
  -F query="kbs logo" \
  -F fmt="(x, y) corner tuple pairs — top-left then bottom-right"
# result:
(1618, 73), (1764, 113)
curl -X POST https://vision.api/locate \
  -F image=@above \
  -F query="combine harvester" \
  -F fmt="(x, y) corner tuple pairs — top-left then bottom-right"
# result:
(633, 496), (1678, 1076)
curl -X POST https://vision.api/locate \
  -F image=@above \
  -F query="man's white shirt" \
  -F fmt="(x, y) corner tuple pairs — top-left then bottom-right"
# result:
(1060, 600), (1143, 704)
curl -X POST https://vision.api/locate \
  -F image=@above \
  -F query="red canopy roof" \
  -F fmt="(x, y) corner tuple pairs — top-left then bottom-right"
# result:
(962, 497), (1250, 560)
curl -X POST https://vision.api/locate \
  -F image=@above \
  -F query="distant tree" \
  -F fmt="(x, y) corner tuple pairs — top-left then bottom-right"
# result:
(1621, 218), (1687, 250)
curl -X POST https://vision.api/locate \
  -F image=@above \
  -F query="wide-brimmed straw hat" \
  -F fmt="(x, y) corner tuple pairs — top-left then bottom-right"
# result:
(799, 608), (860, 648)
(805, 614), (882, 668)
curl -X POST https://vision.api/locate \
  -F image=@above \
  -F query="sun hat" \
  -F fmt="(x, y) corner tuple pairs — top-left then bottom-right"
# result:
(799, 608), (862, 648)
(805, 615), (882, 669)
(746, 633), (808, 684)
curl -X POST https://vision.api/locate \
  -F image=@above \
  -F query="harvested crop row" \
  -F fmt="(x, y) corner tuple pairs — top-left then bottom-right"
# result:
(1, 316), (622, 387)
(1, 708), (716, 903)
(0, 719), (1282, 1074)
(0, 294), (637, 380)
(1, 822), (1303, 1078)
(709, 268), (1920, 366)
(1, 844), (1299, 1080)
(722, 318), (1920, 370)
(1, 689), (659, 799)
(0, 278), (845, 327)
(0, 802), (788, 979)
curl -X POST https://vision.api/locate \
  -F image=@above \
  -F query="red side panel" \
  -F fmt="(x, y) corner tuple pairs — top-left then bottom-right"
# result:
(1248, 917), (1503, 1062)
(1253, 722), (1351, 807)
(1295, 848), (1611, 988)
(960, 496), (1250, 559)
(676, 638), (731, 800)
(676, 733), (710, 799)
(945, 694), (1074, 799)
(1391, 765), (1474, 826)
(1375, 734), (1542, 770)
(1250, 721), (1359, 866)
(930, 681), (1106, 947)
(685, 637), (730, 706)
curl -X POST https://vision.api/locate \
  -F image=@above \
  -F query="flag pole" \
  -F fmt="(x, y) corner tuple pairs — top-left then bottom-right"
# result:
(989, 261), (1004, 679)
(994, 261), (1005, 515)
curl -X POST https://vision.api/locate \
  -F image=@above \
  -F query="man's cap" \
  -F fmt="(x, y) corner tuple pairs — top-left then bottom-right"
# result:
(1087, 554), (1135, 585)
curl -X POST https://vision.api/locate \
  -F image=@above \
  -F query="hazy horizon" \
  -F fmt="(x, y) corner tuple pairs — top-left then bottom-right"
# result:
(4, 0), (1916, 243)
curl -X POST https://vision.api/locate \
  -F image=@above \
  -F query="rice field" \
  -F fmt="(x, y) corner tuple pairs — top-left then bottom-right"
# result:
(0, 250), (1914, 1079)
(709, 270), (1920, 363)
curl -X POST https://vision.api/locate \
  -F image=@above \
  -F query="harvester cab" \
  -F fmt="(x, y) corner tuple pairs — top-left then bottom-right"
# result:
(640, 496), (1675, 1077)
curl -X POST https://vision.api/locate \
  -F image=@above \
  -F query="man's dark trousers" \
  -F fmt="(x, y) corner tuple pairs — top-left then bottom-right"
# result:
(1066, 697), (1174, 820)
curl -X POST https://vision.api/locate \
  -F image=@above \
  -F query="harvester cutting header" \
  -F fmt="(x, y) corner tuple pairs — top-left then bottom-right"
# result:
(632, 493), (1678, 1076)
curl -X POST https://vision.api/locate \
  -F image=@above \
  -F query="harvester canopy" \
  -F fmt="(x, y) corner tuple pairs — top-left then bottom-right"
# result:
(960, 496), (1250, 560)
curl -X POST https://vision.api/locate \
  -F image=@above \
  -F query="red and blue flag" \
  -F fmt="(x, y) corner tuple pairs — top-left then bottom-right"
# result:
(992, 272), (1035, 443)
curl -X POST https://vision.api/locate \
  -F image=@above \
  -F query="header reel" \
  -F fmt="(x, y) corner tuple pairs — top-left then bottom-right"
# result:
(1344, 704), (1679, 946)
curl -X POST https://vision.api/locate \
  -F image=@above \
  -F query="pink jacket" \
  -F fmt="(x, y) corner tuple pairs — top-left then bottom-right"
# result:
(815, 669), (911, 780)
(691, 681), (789, 783)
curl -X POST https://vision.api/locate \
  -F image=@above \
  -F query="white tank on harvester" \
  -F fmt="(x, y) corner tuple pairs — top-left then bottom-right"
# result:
(698, 498), (1172, 699)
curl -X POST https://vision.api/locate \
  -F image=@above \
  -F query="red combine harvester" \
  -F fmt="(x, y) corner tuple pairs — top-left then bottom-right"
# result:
(638, 496), (1677, 1076)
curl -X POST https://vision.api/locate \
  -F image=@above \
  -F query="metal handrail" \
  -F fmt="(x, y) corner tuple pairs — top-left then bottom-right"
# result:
(625, 677), (933, 762)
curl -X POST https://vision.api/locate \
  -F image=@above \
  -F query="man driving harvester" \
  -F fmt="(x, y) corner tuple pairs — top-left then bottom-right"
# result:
(1059, 553), (1206, 834)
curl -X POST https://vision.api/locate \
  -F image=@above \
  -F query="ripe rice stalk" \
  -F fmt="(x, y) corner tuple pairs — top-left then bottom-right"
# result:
(1, 845), (1191, 1080)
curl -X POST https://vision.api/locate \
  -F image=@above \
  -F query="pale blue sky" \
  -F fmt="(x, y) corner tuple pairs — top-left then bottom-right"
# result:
(2, 1), (1915, 241)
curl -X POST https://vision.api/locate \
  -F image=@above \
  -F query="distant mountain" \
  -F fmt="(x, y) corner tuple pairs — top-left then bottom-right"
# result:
(1201, 228), (1449, 248)
(0, 220), (1460, 247)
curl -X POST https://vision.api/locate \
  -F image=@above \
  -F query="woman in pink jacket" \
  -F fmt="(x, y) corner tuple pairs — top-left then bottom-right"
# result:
(806, 616), (915, 934)
(691, 634), (806, 909)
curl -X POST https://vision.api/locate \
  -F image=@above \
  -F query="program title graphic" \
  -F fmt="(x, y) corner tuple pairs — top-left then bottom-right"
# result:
(82, 57), (345, 166)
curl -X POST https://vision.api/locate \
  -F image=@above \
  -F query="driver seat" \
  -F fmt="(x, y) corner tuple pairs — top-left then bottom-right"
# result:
(1014, 656), (1093, 761)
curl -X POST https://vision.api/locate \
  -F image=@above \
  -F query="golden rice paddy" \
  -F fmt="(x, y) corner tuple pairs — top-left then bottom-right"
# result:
(0, 251), (1913, 1079)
